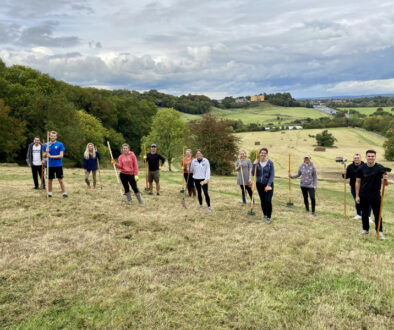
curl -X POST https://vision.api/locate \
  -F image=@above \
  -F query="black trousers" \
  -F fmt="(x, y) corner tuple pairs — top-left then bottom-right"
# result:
(120, 173), (139, 194)
(32, 165), (45, 188)
(240, 185), (252, 203)
(360, 194), (382, 232)
(194, 179), (210, 207)
(256, 182), (273, 218)
(301, 187), (315, 213)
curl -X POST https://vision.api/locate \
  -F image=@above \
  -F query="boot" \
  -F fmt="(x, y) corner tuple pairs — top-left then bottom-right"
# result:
(126, 192), (132, 205)
(135, 192), (144, 205)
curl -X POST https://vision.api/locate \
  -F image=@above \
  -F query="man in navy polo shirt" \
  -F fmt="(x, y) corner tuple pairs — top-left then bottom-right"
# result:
(43, 131), (68, 198)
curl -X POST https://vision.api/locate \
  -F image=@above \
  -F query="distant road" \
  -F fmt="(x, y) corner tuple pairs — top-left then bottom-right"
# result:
(313, 105), (337, 115)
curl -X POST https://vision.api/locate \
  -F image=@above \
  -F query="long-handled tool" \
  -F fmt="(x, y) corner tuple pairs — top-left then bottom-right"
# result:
(180, 147), (186, 193)
(287, 153), (294, 207)
(248, 151), (258, 216)
(107, 141), (124, 199)
(46, 131), (49, 199)
(144, 144), (149, 191)
(96, 147), (103, 190)
(336, 157), (347, 219)
(40, 139), (45, 189)
(376, 167), (391, 240)
(181, 170), (191, 209)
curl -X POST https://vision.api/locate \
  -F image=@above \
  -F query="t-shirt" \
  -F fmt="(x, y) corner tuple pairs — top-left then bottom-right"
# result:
(43, 141), (65, 167)
(356, 163), (384, 195)
(32, 145), (42, 166)
(147, 153), (165, 171)
(260, 161), (268, 168)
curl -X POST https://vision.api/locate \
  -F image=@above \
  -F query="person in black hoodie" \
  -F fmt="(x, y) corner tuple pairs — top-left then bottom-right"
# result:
(342, 154), (371, 221)
(26, 137), (45, 189)
(145, 144), (165, 195)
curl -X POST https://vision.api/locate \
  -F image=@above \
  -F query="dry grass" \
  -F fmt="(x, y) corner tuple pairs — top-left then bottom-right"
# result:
(0, 145), (393, 329)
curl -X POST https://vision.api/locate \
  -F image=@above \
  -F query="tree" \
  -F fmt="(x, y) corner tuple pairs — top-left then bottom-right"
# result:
(141, 108), (186, 171)
(384, 136), (394, 161)
(188, 114), (239, 175)
(0, 99), (26, 162)
(315, 130), (337, 147)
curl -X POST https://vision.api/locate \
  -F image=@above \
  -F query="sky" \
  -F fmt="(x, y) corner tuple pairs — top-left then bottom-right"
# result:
(1, 0), (394, 99)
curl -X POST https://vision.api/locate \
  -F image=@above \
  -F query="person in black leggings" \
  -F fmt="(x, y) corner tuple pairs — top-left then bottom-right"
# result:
(190, 149), (211, 212)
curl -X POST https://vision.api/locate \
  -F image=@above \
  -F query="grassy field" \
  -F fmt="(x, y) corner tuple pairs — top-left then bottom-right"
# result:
(179, 102), (327, 125)
(1, 126), (393, 329)
(237, 127), (394, 179)
(338, 107), (394, 115)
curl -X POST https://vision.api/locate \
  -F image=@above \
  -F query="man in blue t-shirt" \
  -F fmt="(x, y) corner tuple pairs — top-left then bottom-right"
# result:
(43, 131), (68, 198)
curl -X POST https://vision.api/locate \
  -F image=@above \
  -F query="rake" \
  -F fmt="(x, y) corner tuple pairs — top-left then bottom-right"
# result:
(248, 151), (258, 216)
(180, 147), (186, 193)
(376, 167), (391, 240)
(144, 144), (149, 191)
(287, 153), (294, 207)
(181, 170), (191, 209)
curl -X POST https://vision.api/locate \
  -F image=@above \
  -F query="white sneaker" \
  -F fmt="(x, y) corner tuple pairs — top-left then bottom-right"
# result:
(369, 217), (373, 224)
(359, 230), (369, 235)
(207, 207), (211, 213)
(353, 215), (362, 220)
(199, 205), (203, 211)
(378, 232), (385, 240)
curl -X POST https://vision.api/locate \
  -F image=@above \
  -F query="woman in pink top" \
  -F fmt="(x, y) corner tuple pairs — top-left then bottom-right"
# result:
(112, 143), (144, 205)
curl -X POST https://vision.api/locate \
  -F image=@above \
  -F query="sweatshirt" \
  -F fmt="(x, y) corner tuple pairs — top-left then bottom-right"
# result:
(115, 152), (138, 175)
(83, 151), (101, 172)
(190, 158), (211, 181)
(252, 159), (275, 186)
(291, 162), (317, 189)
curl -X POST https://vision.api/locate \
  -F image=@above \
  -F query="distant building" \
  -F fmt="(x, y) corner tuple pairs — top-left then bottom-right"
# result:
(251, 95), (265, 102)
(235, 97), (249, 104)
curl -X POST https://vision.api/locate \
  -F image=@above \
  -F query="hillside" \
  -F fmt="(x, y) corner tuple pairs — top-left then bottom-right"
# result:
(179, 102), (327, 125)
(338, 107), (394, 115)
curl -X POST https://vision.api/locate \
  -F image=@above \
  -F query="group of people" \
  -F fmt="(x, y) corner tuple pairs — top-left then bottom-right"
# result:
(26, 133), (389, 239)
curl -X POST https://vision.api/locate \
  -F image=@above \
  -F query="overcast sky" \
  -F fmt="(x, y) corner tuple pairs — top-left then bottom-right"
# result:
(1, 0), (394, 98)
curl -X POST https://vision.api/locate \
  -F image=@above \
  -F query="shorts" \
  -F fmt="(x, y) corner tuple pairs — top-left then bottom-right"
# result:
(148, 170), (160, 183)
(49, 167), (64, 179)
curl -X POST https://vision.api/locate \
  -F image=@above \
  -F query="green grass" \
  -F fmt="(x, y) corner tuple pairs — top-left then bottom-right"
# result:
(179, 102), (327, 125)
(0, 159), (393, 328)
(338, 107), (394, 115)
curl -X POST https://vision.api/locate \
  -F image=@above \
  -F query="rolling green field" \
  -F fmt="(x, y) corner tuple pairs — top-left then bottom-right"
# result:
(179, 102), (327, 125)
(237, 127), (394, 179)
(338, 107), (394, 115)
(1, 127), (393, 328)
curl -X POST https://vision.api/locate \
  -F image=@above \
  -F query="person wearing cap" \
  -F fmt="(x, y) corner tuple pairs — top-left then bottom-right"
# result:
(145, 144), (165, 195)
(289, 153), (318, 215)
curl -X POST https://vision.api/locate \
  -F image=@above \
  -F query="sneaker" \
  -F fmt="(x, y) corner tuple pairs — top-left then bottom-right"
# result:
(156, 193), (160, 196)
(369, 217), (373, 224)
(312, 212), (316, 216)
(378, 232), (385, 240)
(86, 186), (91, 190)
(93, 187), (96, 190)
(207, 207), (211, 213)
(265, 217), (271, 224)
(353, 215), (362, 220)
(262, 215), (267, 221)
(304, 210), (309, 213)
(63, 193), (68, 198)
(48, 193), (53, 198)
(148, 192), (153, 195)
(33, 186), (39, 190)
(199, 205), (203, 210)
(359, 230), (369, 235)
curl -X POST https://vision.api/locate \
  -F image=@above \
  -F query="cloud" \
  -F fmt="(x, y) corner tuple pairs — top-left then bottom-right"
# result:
(328, 78), (394, 95)
(1, 0), (394, 97)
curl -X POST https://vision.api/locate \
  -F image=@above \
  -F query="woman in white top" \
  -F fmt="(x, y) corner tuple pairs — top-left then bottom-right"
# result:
(190, 149), (211, 212)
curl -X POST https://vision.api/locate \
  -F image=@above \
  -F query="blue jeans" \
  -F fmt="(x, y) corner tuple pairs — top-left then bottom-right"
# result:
(351, 186), (371, 217)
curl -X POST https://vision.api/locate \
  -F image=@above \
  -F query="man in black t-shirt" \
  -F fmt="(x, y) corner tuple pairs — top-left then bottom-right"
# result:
(355, 150), (388, 239)
(343, 154), (371, 220)
(145, 144), (165, 195)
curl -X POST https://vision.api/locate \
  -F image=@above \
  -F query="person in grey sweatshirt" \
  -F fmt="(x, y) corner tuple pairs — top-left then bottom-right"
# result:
(289, 153), (318, 215)
(252, 148), (275, 223)
(190, 149), (211, 212)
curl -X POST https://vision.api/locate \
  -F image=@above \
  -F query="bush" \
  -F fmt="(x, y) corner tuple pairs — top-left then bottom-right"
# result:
(316, 130), (337, 147)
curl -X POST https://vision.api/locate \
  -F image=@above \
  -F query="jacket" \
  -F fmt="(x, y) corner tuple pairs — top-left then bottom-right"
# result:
(292, 162), (317, 188)
(190, 158), (211, 181)
(26, 142), (43, 166)
(252, 159), (275, 186)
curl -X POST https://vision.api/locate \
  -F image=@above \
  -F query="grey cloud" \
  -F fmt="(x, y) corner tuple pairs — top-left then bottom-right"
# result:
(19, 22), (80, 47)
(0, 22), (20, 44)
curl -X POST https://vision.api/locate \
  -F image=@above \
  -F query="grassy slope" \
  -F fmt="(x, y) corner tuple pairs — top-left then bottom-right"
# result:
(179, 102), (327, 124)
(1, 134), (393, 329)
(338, 107), (394, 115)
